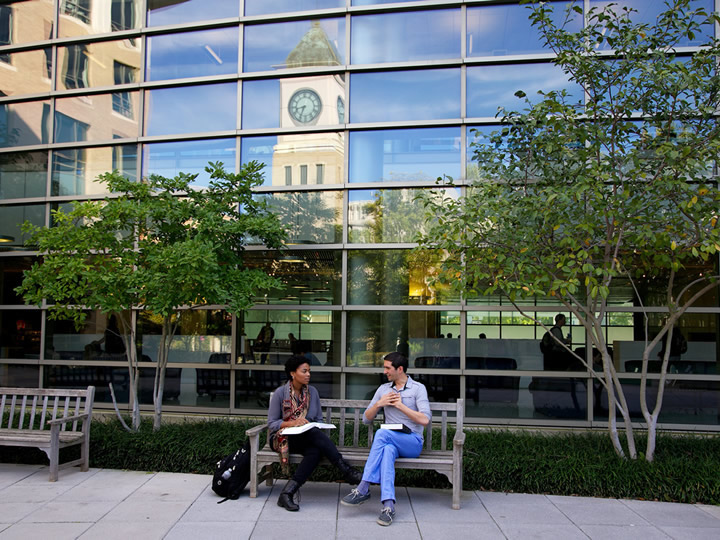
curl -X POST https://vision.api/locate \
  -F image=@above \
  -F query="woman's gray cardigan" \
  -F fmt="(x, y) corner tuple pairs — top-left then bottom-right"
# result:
(267, 383), (323, 435)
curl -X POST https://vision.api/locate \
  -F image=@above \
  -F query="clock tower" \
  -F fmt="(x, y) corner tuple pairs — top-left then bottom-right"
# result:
(272, 22), (345, 186)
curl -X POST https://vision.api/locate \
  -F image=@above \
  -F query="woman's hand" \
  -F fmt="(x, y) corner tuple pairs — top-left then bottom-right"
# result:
(289, 418), (309, 427)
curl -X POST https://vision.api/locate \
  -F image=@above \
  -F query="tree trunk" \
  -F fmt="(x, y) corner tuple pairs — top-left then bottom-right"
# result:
(152, 315), (174, 431)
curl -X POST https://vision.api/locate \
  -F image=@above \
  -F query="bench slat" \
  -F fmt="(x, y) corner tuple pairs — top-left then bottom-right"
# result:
(353, 409), (360, 447)
(441, 410), (447, 449)
(339, 408), (346, 448)
(28, 396), (38, 431)
(40, 396), (48, 431)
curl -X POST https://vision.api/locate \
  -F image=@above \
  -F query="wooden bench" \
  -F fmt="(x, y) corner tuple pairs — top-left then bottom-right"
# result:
(246, 398), (465, 509)
(0, 386), (95, 481)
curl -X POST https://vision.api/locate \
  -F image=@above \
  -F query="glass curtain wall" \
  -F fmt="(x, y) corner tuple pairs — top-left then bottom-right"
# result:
(0, 0), (718, 429)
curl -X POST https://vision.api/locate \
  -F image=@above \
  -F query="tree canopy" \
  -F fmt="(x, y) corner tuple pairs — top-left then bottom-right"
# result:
(417, 0), (720, 460)
(17, 162), (287, 429)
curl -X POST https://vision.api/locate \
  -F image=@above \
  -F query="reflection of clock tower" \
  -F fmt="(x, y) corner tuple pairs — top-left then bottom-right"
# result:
(272, 22), (345, 186)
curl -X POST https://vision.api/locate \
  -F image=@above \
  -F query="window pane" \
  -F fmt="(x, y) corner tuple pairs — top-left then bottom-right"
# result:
(244, 250), (341, 306)
(467, 63), (583, 118)
(254, 191), (342, 245)
(146, 0), (237, 26)
(45, 311), (130, 362)
(351, 10), (460, 64)
(241, 309), (340, 367)
(466, 311), (583, 371)
(243, 19), (345, 72)
(59, 0), (141, 36)
(0, 203), (45, 251)
(348, 127), (461, 183)
(528, 376), (588, 420)
(465, 375), (521, 419)
(0, 257), (34, 304)
(44, 365), (130, 404)
(55, 93), (140, 142)
(1, 49), (53, 97)
(3, 0), (53, 45)
(56, 40), (140, 90)
(145, 83), (236, 136)
(0, 310), (41, 359)
(146, 27), (238, 81)
(467, 2), (582, 57)
(346, 310), (461, 369)
(138, 309), (232, 364)
(347, 249), (458, 305)
(1, 101), (50, 148)
(350, 69), (460, 123)
(245, 0), (344, 16)
(0, 151), (47, 200)
(241, 134), (344, 186)
(352, 0), (419, 5)
(143, 138), (235, 187)
(0, 364), (38, 387)
(590, 0), (714, 48)
(348, 188), (459, 243)
(243, 75), (345, 129)
(51, 144), (137, 196)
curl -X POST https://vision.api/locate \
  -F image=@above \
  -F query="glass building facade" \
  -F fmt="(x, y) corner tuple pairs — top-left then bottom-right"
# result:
(1, 0), (718, 430)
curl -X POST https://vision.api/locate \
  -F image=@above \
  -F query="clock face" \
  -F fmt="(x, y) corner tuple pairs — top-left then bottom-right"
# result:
(337, 96), (345, 124)
(289, 89), (322, 124)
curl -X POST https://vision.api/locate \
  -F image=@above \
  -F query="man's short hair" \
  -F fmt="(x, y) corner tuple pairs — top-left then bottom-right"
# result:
(555, 313), (566, 324)
(285, 354), (309, 379)
(383, 352), (408, 373)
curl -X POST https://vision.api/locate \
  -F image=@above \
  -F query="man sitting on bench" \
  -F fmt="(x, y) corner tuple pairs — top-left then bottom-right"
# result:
(341, 352), (431, 526)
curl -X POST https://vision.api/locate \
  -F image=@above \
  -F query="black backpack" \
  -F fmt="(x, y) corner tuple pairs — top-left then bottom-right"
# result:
(212, 440), (251, 503)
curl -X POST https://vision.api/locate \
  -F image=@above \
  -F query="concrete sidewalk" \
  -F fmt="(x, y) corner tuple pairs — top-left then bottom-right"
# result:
(1, 464), (719, 539)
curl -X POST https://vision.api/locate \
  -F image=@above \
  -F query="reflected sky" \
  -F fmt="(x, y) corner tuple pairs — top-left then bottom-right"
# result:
(145, 83), (237, 136)
(349, 127), (461, 183)
(242, 80), (280, 129)
(240, 136), (275, 184)
(468, 2), (581, 57)
(146, 27), (238, 81)
(146, 0), (237, 26)
(351, 10), (460, 64)
(243, 19), (345, 72)
(143, 138), (235, 187)
(467, 63), (582, 117)
(350, 69), (460, 123)
(590, 0), (714, 47)
(245, 0), (344, 16)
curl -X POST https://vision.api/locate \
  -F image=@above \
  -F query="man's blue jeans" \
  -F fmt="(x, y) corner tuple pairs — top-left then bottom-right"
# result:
(361, 428), (423, 502)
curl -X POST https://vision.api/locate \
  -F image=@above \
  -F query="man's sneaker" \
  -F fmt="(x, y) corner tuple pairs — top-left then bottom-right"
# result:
(376, 506), (395, 526)
(341, 488), (370, 506)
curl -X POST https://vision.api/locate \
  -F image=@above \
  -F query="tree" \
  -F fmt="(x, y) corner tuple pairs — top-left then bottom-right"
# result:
(417, 0), (720, 461)
(17, 162), (287, 431)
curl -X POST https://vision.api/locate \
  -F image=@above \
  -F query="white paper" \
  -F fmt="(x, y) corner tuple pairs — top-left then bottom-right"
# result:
(380, 423), (404, 430)
(280, 422), (336, 435)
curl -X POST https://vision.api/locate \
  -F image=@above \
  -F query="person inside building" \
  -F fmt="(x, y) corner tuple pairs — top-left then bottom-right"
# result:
(255, 322), (275, 364)
(540, 313), (573, 370)
(341, 352), (431, 526)
(268, 355), (362, 512)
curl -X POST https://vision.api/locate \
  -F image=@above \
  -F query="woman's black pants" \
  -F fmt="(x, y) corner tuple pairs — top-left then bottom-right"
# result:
(287, 427), (342, 484)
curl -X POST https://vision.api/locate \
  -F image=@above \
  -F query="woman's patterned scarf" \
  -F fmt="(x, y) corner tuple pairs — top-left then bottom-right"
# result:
(271, 381), (309, 474)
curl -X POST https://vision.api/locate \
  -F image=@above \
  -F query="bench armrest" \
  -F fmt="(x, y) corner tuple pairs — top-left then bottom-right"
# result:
(453, 430), (465, 447)
(245, 423), (269, 438)
(47, 413), (90, 426)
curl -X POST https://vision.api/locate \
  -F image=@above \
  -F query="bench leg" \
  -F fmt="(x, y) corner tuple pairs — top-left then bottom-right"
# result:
(264, 465), (273, 487)
(49, 425), (60, 482)
(81, 430), (90, 472)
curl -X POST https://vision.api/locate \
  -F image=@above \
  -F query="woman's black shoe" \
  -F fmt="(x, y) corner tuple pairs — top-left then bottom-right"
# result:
(277, 479), (301, 511)
(336, 458), (363, 485)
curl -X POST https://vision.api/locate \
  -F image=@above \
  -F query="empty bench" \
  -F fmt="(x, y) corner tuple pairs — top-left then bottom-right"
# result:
(0, 386), (95, 481)
(246, 397), (465, 509)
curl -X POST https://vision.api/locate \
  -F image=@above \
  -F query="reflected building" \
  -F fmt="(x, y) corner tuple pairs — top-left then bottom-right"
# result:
(1, 0), (718, 430)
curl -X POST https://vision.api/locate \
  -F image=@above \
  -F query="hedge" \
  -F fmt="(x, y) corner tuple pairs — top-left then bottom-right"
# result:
(2, 418), (718, 504)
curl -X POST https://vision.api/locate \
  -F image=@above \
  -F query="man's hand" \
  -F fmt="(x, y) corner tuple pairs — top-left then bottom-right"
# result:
(377, 391), (400, 407)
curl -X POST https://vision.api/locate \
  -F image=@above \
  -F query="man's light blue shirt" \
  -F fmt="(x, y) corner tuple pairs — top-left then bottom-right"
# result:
(363, 375), (431, 438)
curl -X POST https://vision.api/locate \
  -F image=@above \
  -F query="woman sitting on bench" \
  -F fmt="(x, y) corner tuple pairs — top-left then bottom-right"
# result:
(268, 355), (362, 511)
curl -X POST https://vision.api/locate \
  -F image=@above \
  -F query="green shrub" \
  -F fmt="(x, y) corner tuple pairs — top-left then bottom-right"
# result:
(2, 419), (718, 504)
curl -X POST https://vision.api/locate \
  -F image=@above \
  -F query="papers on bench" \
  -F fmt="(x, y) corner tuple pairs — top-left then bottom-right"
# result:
(279, 422), (336, 435)
(380, 423), (412, 434)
